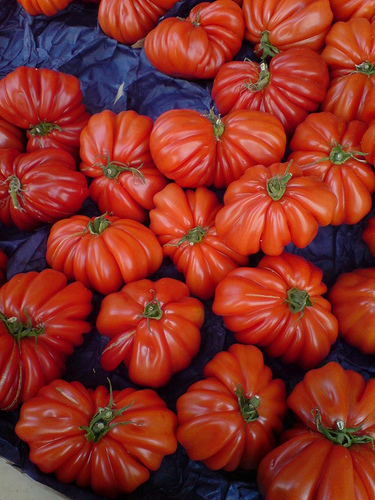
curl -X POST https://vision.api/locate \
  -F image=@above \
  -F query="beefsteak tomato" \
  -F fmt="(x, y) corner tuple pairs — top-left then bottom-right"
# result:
(143, 0), (245, 80)
(321, 18), (375, 122)
(329, 268), (375, 354)
(329, 0), (375, 21)
(0, 249), (8, 286)
(0, 117), (25, 152)
(97, 277), (205, 387)
(211, 48), (329, 137)
(79, 109), (168, 222)
(176, 344), (287, 471)
(149, 108), (286, 188)
(46, 213), (163, 295)
(0, 148), (89, 231)
(149, 183), (248, 300)
(15, 379), (178, 497)
(289, 111), (375, 225)
(98, 0), (178, 45)
(0, 269), (92, 411)
(212, 252), (339, 369)
(0, 66), (90, 159)
(214, 161), (337, 256)
(242, 0), (333, 57)
(258, 362), (375, 499)
(16, 0), (73, 15)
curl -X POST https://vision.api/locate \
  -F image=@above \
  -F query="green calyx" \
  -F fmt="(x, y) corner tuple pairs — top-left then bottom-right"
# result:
(355, 61), (375, 76)
(137, 292), (163, 332)
(257, 31), (279, 60)
(86, 214), (112, 236)
(29, 121), (62, 137)
(244, 61), (270, 92)
(79, 380), (141, 443)
(205, 108), (224, 141)
(92, 152), (145, 183)
(285, 287), (312, 317)
(329, 143), (368, 165)
(175, 225), (208, 247)
(312, 408), (375, 449)
(6, 174), (23, 210)
(0, 309), (45, 347)
(234, 384), (260, 424)
(266, 163), (293, 201)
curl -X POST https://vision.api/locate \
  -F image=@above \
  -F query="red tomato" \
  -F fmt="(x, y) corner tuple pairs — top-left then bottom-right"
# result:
(97, 277), (205, 387)
(363, 216), (375, 255)
(98, 0), (178, 45)
(0, 269), (92, 410)
(361, 123), (375, 166)
(0, 148), (89, 231)
(212, 252), (339, 369)
(143, 0), (245, 80)
(79, 110), (168, 222)
(0, 66), (90, 159)
(46, 213), (163, 295)
(16, 0), (73, 15)
(258, 362), (375, 499)
(0, 249), (8, 286)
(329, 268), (375, 354)
(211, 49), (329, 137)
(176, 344), (287, 471)
(215, 161), (337, 256)
(321, 18), (375, 122)
(15, 379), (178, 497)
(149, 183), (248, 299)
(0, 117), (25, 152)
(242, 0), (333, 57)
(149, 108), (286, 188)
(329, 0), (375, 22)
(289, 112), (375, 225)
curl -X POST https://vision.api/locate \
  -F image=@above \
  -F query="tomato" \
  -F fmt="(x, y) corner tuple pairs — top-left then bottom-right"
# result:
(212, 252), (339, 369)
(329, 0), (375, 21)
(46, 213), (163, 295)
(79, 110), (168, 222)
(97, 277), (204, 387)
(0, 269), (92, 411)
(149, 108), (286, 188)
(321, 18), (375, 122)
(258, 362), (375, 500)
(242, 0), (333, 57)
(15, 379), (178, 497)
(143, 0), (245, 80)
(0, 66), (90, 159)
(361, 123), (375, 166)
(98, 0), (178, 45)
(0, 117), (25, 152)
(0, 148), (89, 232)
(214, 161), (337, 256)
(176, 344), (287, 471)
(211, 48), (329, 137)
(16, 0), (73, 15)
(0, 249), (8, 286)
(328, 268), (375, 354)
(289, 111), (375, 225)
(149, 183), (248, 299)
(363, 216), (375, 255)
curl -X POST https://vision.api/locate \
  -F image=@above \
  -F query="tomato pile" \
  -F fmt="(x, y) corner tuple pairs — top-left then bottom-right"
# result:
(1, 0), (375, 499)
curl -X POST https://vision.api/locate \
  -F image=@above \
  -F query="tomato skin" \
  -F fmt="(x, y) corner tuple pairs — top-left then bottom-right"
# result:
(0, 67), (90, 159)
(289, 112), (375, 225)
(46, 214), (163, 295)
(16, 0), (73, 15)
(0, 249), (7, 285)
(321, 18), (375, 122)
(15, 379), (178, 497)
(0, 148), (89, 231)
(328, 268), (375, 354)
(214, 161), (337, 256)
(149, 183), (248, 300)
(149, 108), (286, 189)
(0, 269), (92, 411)
(98, 0), (178, 45)
(258, 362), (375, 500)
(329, 0), (375, 21)
(176, 344), (286, 471)
(242, 0), (333, 54)
(143, 0), (245, 80)
(0, 117), (25, 152)
(211, 49), (329, 137)
(79, 110), (168, 222)
(212, 252), (338, 369)
(97, 277), (204, 387)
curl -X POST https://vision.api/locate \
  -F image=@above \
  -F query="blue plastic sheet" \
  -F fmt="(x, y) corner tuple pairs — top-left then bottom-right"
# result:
(1, 1), (375, 499)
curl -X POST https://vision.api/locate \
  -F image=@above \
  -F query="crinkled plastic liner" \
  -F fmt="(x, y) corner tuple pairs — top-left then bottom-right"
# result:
(0, 2), (375, 499)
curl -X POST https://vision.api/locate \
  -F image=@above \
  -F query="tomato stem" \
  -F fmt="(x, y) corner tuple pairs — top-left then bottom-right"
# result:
(92, 152), (145, 184)
(191, 8), (201, 27)
(173, 225), (208, 247)
(137, 291), (163, 332)
(29, 121), (62, 137)
(86, 214), (112, 235)
(0, 309), (45, 347)
(329, 144), (368, 165)
(257, 31), (279, 60)
(355, 61), (375, 76)
(285, 287), (312, 317)
(205, 108), (224, 141)
(312, 408), (375, 449)
(234, 384), (260, 424)
(244, 61), (270, 92)
(5, 174), (24, 210)
(266, 163), (292, 201)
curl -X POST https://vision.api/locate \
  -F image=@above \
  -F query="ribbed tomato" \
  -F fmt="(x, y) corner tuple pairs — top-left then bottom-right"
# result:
(0, 117), (25, 151)
(16, 0), (73, 15)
